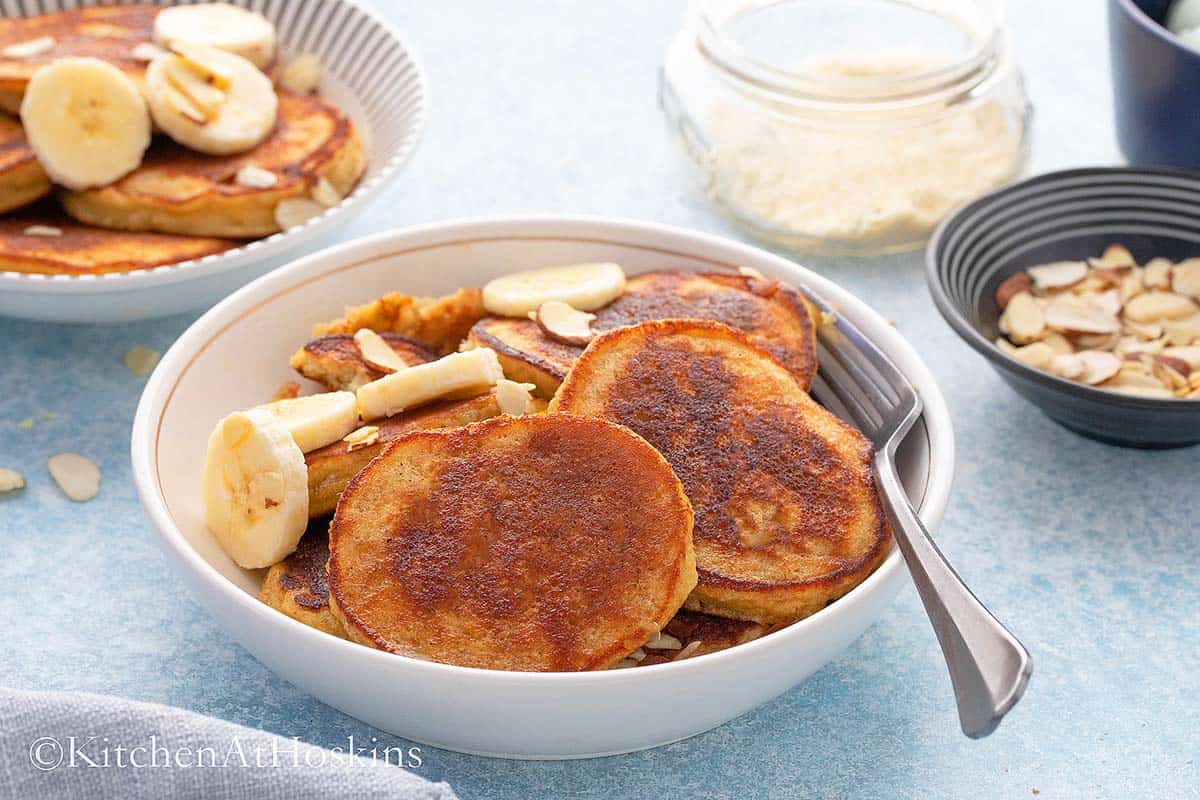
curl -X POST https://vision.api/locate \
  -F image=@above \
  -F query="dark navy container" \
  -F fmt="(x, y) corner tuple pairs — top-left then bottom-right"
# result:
(1110, 0), (1200, 166)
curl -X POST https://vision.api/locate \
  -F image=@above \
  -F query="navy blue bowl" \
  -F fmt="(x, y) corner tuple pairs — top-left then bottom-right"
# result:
(927, 167), (1200, 449)
(1110, 0), (1200, 166)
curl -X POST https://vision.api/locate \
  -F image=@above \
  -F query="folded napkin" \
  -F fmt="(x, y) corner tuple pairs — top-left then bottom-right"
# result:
(0, 689), (457, 800)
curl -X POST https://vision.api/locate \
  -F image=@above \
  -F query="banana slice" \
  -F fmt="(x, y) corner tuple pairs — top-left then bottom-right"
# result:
(145, 46), (277, 155)
(202, 408), (308, 569)
(153, 3), (277, 70)
(356, 348), (504, 420)
(258, 391), (359, 453)
(19, 57), (151, 191)
(482, 263), (626, 317)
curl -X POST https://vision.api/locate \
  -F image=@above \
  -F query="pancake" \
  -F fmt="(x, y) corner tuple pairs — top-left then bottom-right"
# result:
(0, 201), (236, 275)
(633, 610), (772, 666)
(314, 287), (487, 355)
(0, 113), (50, 212)
(290, 333), (438, 392)
(468, 270), (819, 398)
(0, 5), (157, 114)
(550, 319), (890, 624)
(327, 414), (697, 671)
(305, 393), (511, 518)
(61, 92), (366, 238)
(258, 519), (347, 639)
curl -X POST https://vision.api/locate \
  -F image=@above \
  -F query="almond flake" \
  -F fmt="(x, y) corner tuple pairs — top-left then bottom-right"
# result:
(674, 640), (703, 661)
(1028, 261), (1087, 292)
(493, 379), (536, 416)
(1124, 291), (1198, 323)
(535, 300), (596, 346)
(0, 468), (25, 493)
(3, 36), (54, 58)
(47, 453), (100, 502)
(131, 42), (166, 61)
(123, 345), (160, 376)
(273, 198), (324, 230)
(23, 225), (62, 237)
(1043, 301), (1119, 335)
(354, 329), (408, 373)
(278, 53), (321, 95)
(1171, 258), (1200, 297)
(235, 165), (278, 189)
(1142, 258), (1173, 290)
(311, 176), (342, 208)
(644, 631), (683, 650)
(16, 417), (34, 430)
(342, 425), (380, 451)
(1075, 350), (1122, 385)
(737, 266), (765, 280)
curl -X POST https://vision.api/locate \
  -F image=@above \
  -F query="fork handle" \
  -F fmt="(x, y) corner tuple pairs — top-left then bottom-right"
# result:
(875, 452), (1032, 738)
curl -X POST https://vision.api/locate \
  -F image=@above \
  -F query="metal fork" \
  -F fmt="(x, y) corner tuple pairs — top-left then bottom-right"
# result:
(801, 287), (1032, 738)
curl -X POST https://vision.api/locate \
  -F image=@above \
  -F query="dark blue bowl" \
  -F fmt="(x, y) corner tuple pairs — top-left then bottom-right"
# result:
(927, 167), (1200, 449)
(1110, 0), (1200, 166)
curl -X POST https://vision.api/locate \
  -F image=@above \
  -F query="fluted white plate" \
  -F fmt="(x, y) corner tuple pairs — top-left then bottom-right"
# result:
(0, 0), (425, 323)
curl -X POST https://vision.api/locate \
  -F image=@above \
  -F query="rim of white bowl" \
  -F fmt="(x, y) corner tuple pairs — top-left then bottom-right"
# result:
(0, 0), (427, 294)
(131, 215), (956, 685)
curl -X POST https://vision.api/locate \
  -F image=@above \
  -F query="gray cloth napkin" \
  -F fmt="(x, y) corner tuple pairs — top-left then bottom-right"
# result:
(0, 689), (457, 800)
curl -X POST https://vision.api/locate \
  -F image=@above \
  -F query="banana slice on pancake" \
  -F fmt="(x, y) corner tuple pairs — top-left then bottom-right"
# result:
(257, 391), (359, 453)
(145, 44), (277, 155)
(153, 3), (277, 70)
(19, 57), (150, 190)
(482, 262), (626, 317)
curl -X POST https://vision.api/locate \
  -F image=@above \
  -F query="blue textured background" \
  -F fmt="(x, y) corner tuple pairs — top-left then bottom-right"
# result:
(1, 2), (1196, 798)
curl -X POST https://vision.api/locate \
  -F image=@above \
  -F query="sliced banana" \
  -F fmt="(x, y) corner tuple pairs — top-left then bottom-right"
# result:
(202, 408), (308, 569)
(20, 57), (151, 191)
(145, 45), (277, 155)
(482, 262), (626, 317)
(356, 348), (504, 420)
(153, 3), (277, 70)
(257, 391), (359, 453)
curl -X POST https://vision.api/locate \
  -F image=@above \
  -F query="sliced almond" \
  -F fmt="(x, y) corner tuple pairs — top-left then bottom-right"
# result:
(1124, 291), (1197, 323)
(1075, 350), (1122, 385)
(1028, 261), (1087, 292)
(311, 176), (342, 208)
(644, 631), (683, 650)
(278, 53), (321, 95)
(235, 165), (278, 189)
(123, 345), (160, 376)
(535, 300), (597, 346)
(1119, 270), (1145, 304)
(1043, 301), (1120, 335)
(995, 272), (1033, 309)
(1097, 243), (1136, 268)
(493, 379), (536, 415)
(998, 292), (1045, 344)
(131, 42), (166, 62)
(1107, 364), (1168, 389)
(0, 468), (25, 493)
(353, 328), (408, 373)
(737, 266), (766, 280)
(23, 225), (62, 237)
(1071, 331), (1121, 350)
(1114, 335), (1165, 357)
(1048, 354), (1085, 380)
(1142, 258), (1173, 290)
(47, 453), (100, 502)
(1090, 288), (1122, 318)
(1163, 345), (1200, 370)
(342, 425), (380, 451)
(1107, 383), (1176, 398)
(1042, 332), (1074, 355)
(1171, 258), (1200, 297)
(3, 36), (54, 58)
(274, 198), (323, 230)
(1125, 319), (1164, 341)
(1003, 341), (1054, 370)
(1163, 313), (1200, 346)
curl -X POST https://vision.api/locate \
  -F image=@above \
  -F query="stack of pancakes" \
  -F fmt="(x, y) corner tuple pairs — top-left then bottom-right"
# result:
(258, 269), (892, 671)
(0, 6), (365, 275)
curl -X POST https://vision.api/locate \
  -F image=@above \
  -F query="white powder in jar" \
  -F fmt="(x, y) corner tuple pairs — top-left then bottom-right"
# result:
(706, 53), (1023, 245)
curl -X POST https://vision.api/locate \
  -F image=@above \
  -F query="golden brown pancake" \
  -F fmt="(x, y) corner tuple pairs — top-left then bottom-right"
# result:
(634, 610), (772, 666)
(314, 287), (487, 355)
(290, 333), (438, 392)
(0, 113), (49, 212)
(258, 519), (347, 639)
(305, 393), (510, 518)
(328, 414), (698, 671)
(61, 92), (366, 238)
(469, 270), (819, 398)
(551, 319), (890, 625)
(0, 201), (236, 275)
(0, 5), (157, 114)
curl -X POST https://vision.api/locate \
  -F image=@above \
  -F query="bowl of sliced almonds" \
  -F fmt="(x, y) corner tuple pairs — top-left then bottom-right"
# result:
(928, 167), (1200, 448)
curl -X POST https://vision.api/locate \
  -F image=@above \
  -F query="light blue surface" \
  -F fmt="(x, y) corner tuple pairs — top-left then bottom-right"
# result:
(1, 2), (1196, 798)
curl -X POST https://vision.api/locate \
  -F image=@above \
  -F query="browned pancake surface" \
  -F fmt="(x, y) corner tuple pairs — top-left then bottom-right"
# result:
(328, 414), (697, 671)
(291, 333), (438, 392)
(258, 519), (346, 639)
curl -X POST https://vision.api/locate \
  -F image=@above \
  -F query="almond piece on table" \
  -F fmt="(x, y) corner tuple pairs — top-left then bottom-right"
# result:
(1171, 258), (1200, 297)
(1043, 300), (1120, 335)
(995, 273), (1033, 309)
(354, 329), (408, 373)
(1028, 261), (1088, 292)
(0, 468), (25, 493)
(1124, 291), (1198, 323)
(1075, 350), (1122, 385)
(1142, 258), (1173, 290)
(47, 453), (100, 502)
(999, 292), (1045, 344)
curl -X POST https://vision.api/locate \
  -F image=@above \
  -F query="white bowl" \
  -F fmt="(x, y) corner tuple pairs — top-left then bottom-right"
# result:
(0, 0), (425, 323)
(131, 217), (955, 759)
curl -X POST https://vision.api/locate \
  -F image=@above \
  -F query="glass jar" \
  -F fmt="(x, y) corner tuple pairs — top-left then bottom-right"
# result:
(659, 0), (1032, 256)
